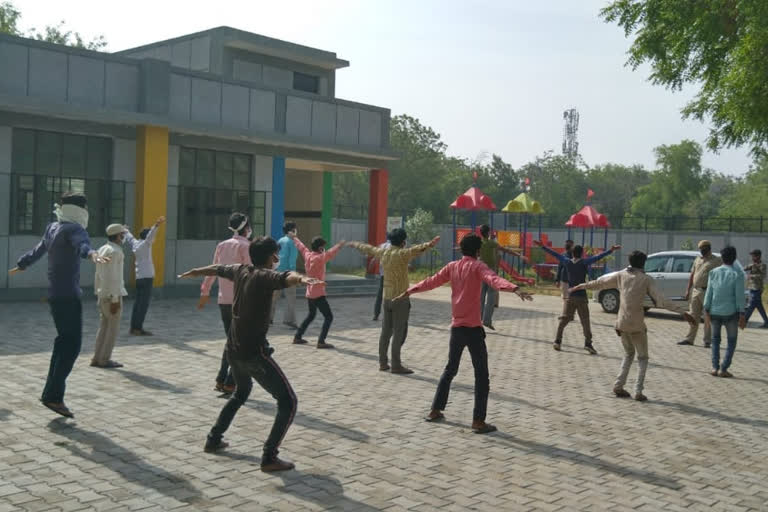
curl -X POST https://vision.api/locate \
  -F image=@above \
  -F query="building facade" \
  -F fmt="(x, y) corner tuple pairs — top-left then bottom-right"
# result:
(0, 27), (393, 300)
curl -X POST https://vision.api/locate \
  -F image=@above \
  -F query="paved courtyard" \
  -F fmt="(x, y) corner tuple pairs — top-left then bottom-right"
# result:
(1, 288), (767, 511)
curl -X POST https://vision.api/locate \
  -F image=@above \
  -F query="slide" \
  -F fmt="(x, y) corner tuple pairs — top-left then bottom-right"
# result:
(499, 259), (535, 286)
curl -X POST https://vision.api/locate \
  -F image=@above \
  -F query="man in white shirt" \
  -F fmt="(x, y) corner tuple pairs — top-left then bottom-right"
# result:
(92, 224), (128, 369)
(125, 216), (165, 336)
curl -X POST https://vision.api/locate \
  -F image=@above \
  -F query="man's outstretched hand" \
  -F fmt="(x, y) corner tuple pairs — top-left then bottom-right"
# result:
(90, 251), (110, 264)
(394, 291), (410, 301)
(515, 290), (534, 302)
(610, 244), (622, 252)
(302, 277), (324, 286)
(8, 267), (23, 275)
(428, 236), (440, 248)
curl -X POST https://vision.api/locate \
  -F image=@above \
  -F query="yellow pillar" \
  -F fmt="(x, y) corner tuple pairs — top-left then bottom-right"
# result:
(135, 125), (169, 287)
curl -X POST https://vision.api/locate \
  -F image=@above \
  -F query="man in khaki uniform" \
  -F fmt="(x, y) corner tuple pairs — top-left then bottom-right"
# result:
(678, 240), (722, 347)
(92, 224), (128, 368)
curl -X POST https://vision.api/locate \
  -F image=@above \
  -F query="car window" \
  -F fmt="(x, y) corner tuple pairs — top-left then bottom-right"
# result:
(672, 256), (695, 274)
(644, 256), (668, 273)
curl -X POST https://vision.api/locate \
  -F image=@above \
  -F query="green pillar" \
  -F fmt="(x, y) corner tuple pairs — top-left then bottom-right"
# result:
(322, 171), (333, 241)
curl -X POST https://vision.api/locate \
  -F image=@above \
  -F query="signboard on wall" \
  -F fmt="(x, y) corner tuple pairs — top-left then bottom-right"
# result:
(387, 216), (403, 233)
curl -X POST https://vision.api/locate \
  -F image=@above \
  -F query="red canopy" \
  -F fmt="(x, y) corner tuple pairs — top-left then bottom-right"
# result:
(450, 185), (497, 211)
(565, 205), (611, 228)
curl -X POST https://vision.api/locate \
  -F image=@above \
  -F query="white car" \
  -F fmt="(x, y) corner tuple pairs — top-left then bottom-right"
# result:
(595, 250), (741, 314)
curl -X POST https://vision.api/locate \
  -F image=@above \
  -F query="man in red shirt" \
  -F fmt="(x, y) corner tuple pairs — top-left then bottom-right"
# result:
(396, 233), (533, 433)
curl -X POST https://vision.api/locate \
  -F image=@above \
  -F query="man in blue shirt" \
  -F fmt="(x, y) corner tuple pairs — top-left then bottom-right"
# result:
(8, 192), (108, 418)
(703, 246), (746, 378)
(271, 222), (299, 328)
(535, 240), (620, 354)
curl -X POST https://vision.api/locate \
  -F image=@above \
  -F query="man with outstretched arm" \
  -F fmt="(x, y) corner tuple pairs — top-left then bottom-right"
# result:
(8, 192), (108, 418)
(348, 229), (440, 374)
(535, 240), (621, 354)
(396, 233), (533, 434)
(179, 236), (322, 472)
(570, 251), (695, 401)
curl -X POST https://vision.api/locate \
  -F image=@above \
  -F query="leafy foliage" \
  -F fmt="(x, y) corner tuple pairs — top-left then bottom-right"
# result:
(0, 1), (106, 50)
(601, 0), (768, 155)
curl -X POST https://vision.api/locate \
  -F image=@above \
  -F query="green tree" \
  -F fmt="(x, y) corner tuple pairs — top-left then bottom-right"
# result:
(718, 156), (768, 219)
(519, 152), (587, 224)
(629, 140), (707, 227)
(0, 1), (106, 50)
(404, 208), (437, 243)
(586, 163), (650, 222)
(601, 0), (768, 155)
(682, 172), (736, 219)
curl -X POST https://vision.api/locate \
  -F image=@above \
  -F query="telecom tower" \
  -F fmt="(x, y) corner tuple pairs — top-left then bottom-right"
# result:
(562, 108), (579, 159)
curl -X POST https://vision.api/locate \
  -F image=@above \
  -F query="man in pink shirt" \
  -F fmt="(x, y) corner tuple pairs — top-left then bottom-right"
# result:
(199, 213), (252, 394)
(397, 233), (533, 434)
(292, 235), (345, 348)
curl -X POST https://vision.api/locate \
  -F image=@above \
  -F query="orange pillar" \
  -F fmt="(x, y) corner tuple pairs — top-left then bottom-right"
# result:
(367, 169), (388, 274)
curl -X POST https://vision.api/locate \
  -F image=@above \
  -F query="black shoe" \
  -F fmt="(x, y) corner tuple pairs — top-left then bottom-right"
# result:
(293, 338), (309, 345)
(553, 342), (562, 351)
(704, 342), (711, 348)
(483, 323), (495, 331)
(204, 440), (229, 453)
(372, 316), (379, 321)
(677, 340), (693, 345)
(261, 457), (295, 472)
(584, 345), (598, 355)
(316, 342), (335, 349)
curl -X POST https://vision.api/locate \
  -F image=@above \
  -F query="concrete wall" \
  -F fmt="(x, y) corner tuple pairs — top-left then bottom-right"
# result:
(328, 220), (768, 274)
(227, 49), (334, 98)
(0, 37), (140, 112)
(120, 36), (211, 72)
(167, 69), (387, 150)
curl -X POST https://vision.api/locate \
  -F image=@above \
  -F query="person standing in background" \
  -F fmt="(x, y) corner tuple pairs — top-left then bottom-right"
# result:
(199, 213), (252, 394)
(272, 222), (299, 328)
(743, 249), (768, 328)
(91, 224), (129, 369)
(678, 240), (722, 347)
(125, 216), (165, 336)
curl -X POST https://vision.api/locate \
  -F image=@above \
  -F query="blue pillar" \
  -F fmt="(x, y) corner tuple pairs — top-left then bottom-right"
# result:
(271, 156), (286, 239)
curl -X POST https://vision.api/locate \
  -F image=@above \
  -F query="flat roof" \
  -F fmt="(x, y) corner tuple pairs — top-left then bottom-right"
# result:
(115, 26), (350, 70)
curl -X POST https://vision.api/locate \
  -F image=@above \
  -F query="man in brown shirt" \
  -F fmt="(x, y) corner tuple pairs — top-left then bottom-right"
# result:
(678, 240), (722, 347)
(179, 237), (320, 472)
(571, 251), (694, 401)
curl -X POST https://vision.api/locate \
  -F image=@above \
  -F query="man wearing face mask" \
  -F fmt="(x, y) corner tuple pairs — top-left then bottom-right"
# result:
(200, 213), (252, 394)
(8, 192), (108, 418)
(271, 222), (299, 328)
(91, 224), (129, 368)
(678, 240), (722, 347)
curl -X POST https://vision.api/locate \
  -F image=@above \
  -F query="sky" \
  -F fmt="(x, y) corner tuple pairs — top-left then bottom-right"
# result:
(13, 0), (754, 175)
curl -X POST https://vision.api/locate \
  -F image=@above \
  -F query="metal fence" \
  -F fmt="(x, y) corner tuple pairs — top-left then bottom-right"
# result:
(336, 205), (768, 233)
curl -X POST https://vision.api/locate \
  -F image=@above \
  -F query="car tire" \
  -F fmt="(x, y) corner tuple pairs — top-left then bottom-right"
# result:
(600, 290), (620, 314)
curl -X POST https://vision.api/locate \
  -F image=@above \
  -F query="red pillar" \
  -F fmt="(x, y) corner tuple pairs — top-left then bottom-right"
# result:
(367, 169), (388, 275)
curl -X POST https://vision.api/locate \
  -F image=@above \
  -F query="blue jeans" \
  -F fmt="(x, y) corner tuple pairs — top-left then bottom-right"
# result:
(744, 289), (768, 324)
(710, 313), (739, 371)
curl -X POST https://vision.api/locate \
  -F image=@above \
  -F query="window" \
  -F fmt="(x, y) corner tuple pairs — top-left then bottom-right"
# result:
(178, 147), (266, 239)
(10, 128), (123, 237)
(644, 256), (669, 273)
(672, 256), (695, 274)
(293, 72), (319, 94)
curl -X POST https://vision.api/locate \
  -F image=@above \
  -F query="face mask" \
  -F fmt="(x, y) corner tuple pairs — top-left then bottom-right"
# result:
(701, 249), (709, 257)
(246, 229), (253, 240)
(272, 257), (280, 269)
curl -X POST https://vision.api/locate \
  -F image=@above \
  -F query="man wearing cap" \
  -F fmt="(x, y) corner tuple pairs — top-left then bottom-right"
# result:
(91, 224), (129, 368)
(744, 249), (768, 328)
(678, 240), (722, 347)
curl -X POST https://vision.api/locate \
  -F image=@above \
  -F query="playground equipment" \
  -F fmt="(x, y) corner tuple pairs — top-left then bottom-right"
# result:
(501, 192), (544, 273)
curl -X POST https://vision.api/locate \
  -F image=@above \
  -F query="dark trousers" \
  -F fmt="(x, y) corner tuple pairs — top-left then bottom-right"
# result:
(217, 305), (234, 386)
(130, 278), (153, 331)
(207, 346), (298, 460)
(380, 298), (410, 368)
(432, 327), (489, 422)
(43, 298), (83, 403)
(373, 276), (384, 319)
(745, 289), (768, 324)
(296, 296), (333, 343)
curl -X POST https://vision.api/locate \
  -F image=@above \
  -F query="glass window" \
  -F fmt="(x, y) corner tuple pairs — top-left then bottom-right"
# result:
(672, 256), (695, 274)
(293, 72), (319, 94)
(644, 256), (669, 273)
(177, 147), (261, 239)
(10, 129), (117, 236)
